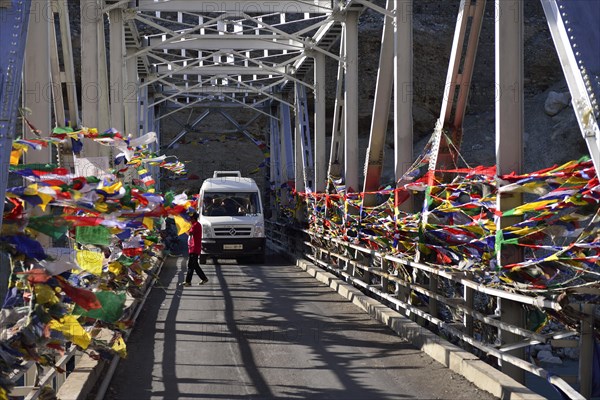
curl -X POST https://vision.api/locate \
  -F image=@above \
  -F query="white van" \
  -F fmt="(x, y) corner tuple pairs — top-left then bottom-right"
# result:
(198, 171), (265, 264)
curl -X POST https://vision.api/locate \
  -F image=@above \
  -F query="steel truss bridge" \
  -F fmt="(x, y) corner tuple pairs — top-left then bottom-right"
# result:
(0, 0), (599, 399)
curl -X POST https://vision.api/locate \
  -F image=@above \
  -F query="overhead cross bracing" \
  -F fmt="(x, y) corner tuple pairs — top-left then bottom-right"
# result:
(118, 0), (362, 112)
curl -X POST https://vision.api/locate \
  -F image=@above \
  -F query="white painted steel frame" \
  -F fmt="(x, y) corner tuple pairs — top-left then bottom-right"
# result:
(428, 0), (486, 172)
(48, 0), (79, 174)
(23, 0), (52, 164)
(327, 29), (345, 187)
(0, 0), (32, 230)
(314, 52), (327, 192)
(125, 47), (138, 136)
(495, 0), (525, 384)
(294, 83), (305, 193)
(394, 0), (413, 208)
(540, 0), (600, 173)
(296, 82), (314, 192)
(81, 0), (111, 157)
(49, 8), (65, 129)
(270, 104), (283, 190)
(362, 0), (394, 205)
(136, 0), (334, 13)
(55, 0), (79, 127)
(540, 1), (599, 396)
(344, 11), (359, 193)
(123, 1), (352, 195)
(279, 103), (295, 189)
(23, 0), (52, 248)
(110, 7), (126, 135)
(148, 35), (304, 51)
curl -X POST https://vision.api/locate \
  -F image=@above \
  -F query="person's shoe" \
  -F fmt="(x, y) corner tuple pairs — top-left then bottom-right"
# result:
(199, 279), (209, 285)
(181, 282), (191, 287)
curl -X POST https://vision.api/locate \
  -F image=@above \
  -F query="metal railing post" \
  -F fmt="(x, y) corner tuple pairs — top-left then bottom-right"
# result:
(381, 259), (389, 294)
(464, 281), (475, 350)
(578, 303), (595, 398)
(428, 274), (438, 324)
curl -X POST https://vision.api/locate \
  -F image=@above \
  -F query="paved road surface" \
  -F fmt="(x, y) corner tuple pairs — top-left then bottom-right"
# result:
(107, 255), (496, 400)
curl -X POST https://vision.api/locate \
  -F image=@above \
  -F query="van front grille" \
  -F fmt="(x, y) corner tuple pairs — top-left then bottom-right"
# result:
(213, 226), (252, 237)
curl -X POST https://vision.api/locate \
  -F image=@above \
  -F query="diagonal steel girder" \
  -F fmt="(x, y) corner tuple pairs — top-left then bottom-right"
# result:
(165, 109), (211, 149)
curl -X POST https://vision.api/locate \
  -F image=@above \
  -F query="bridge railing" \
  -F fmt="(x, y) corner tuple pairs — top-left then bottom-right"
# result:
(8, 255), (165, 399)
(266, 220), (593, 400)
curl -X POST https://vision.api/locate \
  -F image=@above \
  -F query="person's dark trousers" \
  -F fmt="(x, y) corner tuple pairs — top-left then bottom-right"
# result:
(186, 254), (208, 283)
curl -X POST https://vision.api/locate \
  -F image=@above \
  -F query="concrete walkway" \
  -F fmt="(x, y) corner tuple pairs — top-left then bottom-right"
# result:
(107, 255), (497, 400)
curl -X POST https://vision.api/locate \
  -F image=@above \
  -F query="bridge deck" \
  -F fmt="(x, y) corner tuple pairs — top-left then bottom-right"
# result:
(107, 255), (495, 399)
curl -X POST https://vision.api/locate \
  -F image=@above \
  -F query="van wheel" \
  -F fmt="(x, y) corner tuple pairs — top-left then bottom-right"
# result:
(199, 254), (207, 264)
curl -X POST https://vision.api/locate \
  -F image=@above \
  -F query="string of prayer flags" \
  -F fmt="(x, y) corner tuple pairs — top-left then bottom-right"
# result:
(0, 124), (192, 392)
(293, 155), (599, 295)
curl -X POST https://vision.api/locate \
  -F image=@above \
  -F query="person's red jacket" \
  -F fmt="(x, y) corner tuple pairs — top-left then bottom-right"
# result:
(188, 220), (202, 254)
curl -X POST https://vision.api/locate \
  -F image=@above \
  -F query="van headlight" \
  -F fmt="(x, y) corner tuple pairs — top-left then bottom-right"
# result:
(254, 222), (265, 237)
(202, 224), (214, 238)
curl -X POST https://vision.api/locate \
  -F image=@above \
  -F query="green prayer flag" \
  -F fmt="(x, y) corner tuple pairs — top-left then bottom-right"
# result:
(164, 191), (174, 207)
(494, 229), (503, 257)
(120, 187), (135, 210)
(52, 126), (74, 134)
(73, 291), (126, 323)
(76, 225), (110, 246)
(28, 215), (68, 240)
(10, 163), (58, 171)
(118, 255), (135, 267)
(145, 235), (159, 243)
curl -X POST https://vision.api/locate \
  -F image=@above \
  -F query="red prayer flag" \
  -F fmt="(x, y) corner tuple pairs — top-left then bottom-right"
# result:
(56, 276), (102, 310)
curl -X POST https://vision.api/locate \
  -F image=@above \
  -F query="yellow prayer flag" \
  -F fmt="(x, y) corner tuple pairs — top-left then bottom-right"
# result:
(10, 149), (23, 165)
(544, 253), (560, 262)
(173, 214), (191, 236)
(111, 336), (127, 358)
(48, 315), (91, 349)
(510, 226), (543, 237)
(23, 184), (54, 211)
(34, 284), (59, 305)
(566, 196), (589, 206)
(510, 200), (555, 215)
(98, 180), (123, 195)
(37, 193), (54, 212)
(108, 261), (123, 275)
(142, 217), (154, 230)
(94, 202), (109, 213)
(76, 250), (104, 275)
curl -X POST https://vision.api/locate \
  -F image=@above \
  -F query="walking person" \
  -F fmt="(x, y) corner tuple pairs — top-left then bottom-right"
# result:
(182, 212), (209, 286)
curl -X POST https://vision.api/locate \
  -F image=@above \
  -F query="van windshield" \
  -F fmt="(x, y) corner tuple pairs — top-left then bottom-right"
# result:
(202, 192), (261, 216)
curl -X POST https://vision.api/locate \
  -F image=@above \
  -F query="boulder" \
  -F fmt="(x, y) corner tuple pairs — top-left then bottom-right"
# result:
(544, 91), (572, 116)
(537, 350), (563, 364)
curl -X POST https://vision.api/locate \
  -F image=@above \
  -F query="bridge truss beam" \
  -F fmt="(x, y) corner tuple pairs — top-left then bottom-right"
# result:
(136, 0), (335, 13)
(541, 0), (600, 173)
